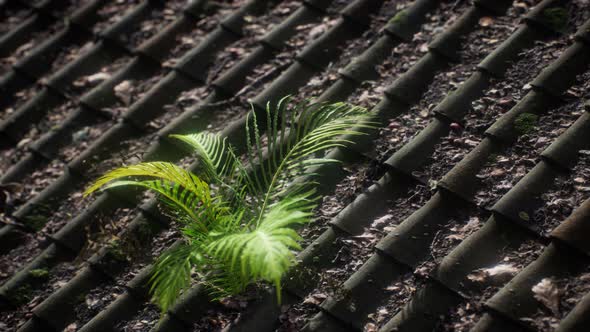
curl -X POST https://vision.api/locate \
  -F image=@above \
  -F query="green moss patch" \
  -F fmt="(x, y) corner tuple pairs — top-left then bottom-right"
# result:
(542, 7), (568, 32)
(29, 269), (49, 279)
(514, 112), (539, 135)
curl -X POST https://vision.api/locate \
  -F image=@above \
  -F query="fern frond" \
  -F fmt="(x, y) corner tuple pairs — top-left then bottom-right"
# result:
(102, 180), (216, 233)
(170, 133), (242, 184)
(206, 193), (315, 301)
(150, 242), (205, 312)
(247, 97), (374, 222)
(84, 162), (209, 201)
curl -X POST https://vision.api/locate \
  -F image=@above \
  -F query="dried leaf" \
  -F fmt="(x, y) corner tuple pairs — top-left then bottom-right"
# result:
(64, 323), (77, 332)
(490, 168), (505, 177)
(479, 16), (494, 27)
(467, 264), (518, 283)
(532, 278), (560, 315)
(573, 177), (585, 184)
(86, 72), (111, 84)
(371, 214), (392, 228)
(114, 80), (133, 105)
(303, 292), (327, 305)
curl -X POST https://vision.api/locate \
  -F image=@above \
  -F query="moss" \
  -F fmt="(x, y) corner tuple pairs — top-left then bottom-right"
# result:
(29, 269), (49, 279)
(334, 286), (352, 303)
(23, 203), (53, 230)
(12, 285), (32, 304)
(388, 9), (408, 26)
(287, 266), (318, 290)
(542, 7), (568, 32)
(487, 153), (499, 163)
(107, 240), (128, 262)
(514, 113), (539, 135)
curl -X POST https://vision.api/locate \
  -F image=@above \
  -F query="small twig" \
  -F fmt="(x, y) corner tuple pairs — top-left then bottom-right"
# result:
(0, 215), (26, 228)
(331, 246), (346, 264)
(429, 230), (442, 261)
(0, 215), (52, 240)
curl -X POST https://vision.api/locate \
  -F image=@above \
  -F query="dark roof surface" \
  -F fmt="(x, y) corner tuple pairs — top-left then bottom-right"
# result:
(0, 0), (590, 331)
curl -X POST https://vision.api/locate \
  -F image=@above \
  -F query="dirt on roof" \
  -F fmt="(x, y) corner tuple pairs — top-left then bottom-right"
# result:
(0, 0), (590, 331)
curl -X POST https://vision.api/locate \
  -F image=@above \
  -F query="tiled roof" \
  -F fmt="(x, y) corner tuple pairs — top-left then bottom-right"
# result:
(0, 0), (589, 331)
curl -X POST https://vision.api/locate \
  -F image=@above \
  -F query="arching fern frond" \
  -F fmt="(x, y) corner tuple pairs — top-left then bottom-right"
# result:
(84, 162), (209, 200)
(170, 133), (244, 185)
(84, 162), (217, 233)
(102, 180), (217, 233)
(206, 193), (316, 301)
(149, 242), (206, 312)
(247, 97), (374, 223)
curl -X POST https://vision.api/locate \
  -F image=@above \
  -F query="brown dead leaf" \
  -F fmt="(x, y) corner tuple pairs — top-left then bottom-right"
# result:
(364, 322), (377, 332)
(490, 168), (505, 177)
(87, 72), (111, 84)
(532, 278), (560, 315)
(303, 293), (327, 305)
(114, 80), (133, 105)
(478, 16), (494, 27)
(371, 214), (392, 228)
(467, 264), (518, 283)
(64, 323), (77, 332)
(418, 43), (429, 53)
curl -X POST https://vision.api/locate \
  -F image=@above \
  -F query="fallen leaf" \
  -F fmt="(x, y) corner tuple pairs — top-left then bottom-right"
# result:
(485, 264), (518, 276)
(114, 80), (133, 105)
(86, 72), (111, 84)
(573, 177), (585, 184)
(64, 323), (77, 332)
(418, 43), (429, 53)
(371, 214), (392, 228)
(467, 264), (518, 283)
(364, 322), (377, 332)
(532, 278), (560, 315)
(16, 137), (32, 149)
(479, 16), (494, 27)
(86, 297), (99, 307)
(446, 234), (465, 241)
(303, 293), (327, 305)
(490, 168), (505, 177)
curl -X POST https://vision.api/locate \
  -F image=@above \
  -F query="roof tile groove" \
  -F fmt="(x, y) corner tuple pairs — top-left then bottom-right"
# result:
(1, 0), (590, 331)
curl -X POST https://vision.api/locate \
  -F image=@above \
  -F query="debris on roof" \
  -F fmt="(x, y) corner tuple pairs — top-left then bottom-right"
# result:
(0, 0), (589, 331)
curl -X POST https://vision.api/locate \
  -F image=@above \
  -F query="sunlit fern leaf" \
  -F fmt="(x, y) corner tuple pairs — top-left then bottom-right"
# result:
(101, 180), (215, 233)
(150, 242), (205, 312)
(206, 193), (316, 301)
(170, 132), (255, 209)
(247, 97), (374, 223)
(170, 133), (244, 185)
(84, 162), (209, 201)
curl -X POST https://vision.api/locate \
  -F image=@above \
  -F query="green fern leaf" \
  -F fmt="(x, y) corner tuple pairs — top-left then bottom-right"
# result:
(84, 162), (209, 200)
(206, 193), (315, 301)
(150, 242), (205, 312)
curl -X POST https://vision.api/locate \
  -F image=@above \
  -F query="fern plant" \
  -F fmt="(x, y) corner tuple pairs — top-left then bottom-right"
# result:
(84, 96), (373, 312)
